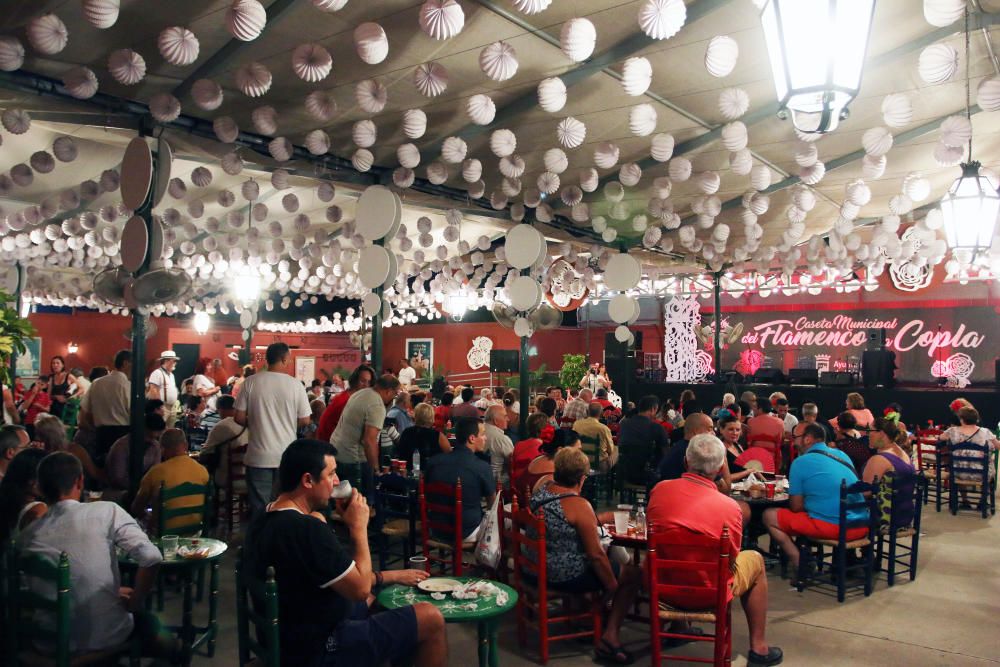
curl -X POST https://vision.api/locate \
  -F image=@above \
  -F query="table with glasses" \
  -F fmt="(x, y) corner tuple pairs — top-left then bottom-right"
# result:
(118, 536), (227, 656)
(376, 576), (517, 667)
(730, 485), (790, 561)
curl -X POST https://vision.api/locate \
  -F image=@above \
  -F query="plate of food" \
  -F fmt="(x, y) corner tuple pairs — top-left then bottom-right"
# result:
(176, 545), (211, 560)
(417, 578), (463, 594)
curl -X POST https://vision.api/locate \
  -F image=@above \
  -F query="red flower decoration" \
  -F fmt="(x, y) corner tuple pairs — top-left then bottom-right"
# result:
(540, 424), (556, 444)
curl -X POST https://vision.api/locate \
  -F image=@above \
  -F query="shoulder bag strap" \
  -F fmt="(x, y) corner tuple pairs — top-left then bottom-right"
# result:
(805, 448), (858, 476)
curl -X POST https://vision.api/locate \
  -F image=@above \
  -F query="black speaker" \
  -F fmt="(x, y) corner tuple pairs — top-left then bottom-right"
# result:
(994, 358), (999, 385)
(787, 368), (819, 385)
(752, 368), (786, 384)
(819, 371), (855, 386)
(866, 328), (887, 351)
(489, 349), (519, 373)
(605, 331), (642, 360)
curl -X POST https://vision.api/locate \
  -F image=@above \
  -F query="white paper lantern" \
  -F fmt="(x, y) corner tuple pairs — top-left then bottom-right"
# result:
(292, 43), (332, 82)
(1, 108), (29, 135)
(594, 141), (620, 169)
(720, 121), (748, 151)
(30, 151), (54, 174)
(718, 87), (749, 120)
(28, 14), (68, 55)
(191, 166), (212, 187)
(668, 156), (691, 182)
(461, 158), (482, 182)
(603, 182), (625, 203)
(638, 0), (686, 40)
(236, 62), (272, 97)
(490, 129), (517, 157)
(650, 133), (674, 162)
(729, 149), (752, 175)
(351, 119), (377, 148)
(354, 22), (388, 64)
(420, 0), (464, 40)
(251, 105), (278, 135)
(579, 168), (599, 193)
(903, 173), (931, 202)
(537, 171), (560, 194)
(861, 154), (886, 179)
(305, 129), (331, 155)
(544, 148), (569, 174)
(214, 116), (239, 144)
(466, 94), (495, 125)
(226, 0), (266, 41)
(413, 61), (448, 97)
(862, 126), (893, 157)
(977, 77), (1000, 112)
(149, 92), (181, 122)
(52, 136), (77, 163)
(845, 180), (871, 206)
(939, 114), (972, 148)
(705, 35), (738, 77)
(538, 77), (567, 112)
(468, 180), (486, 198)
(0, 36), (24, 72)
(63, 67), (98, 100)
(221, 151), (243, 175)
(355, 79), (387, 113)
(480, 41), (518, 81)
(880, 93), (912, 128)
(561, 18), (596, 62)
(924, 0), (964, 27)
(268, 136), (292, 162)
(621, 56), (652, 96)
(158, 26), (200, 66)
(313, 0), (349, 10)
(620, 163), (642, 187)
(629, 104), (658, 136)
(799, 161), (826, 185)
(918, 43), (958, 84)
(427, 162), (448, 184)
(501, 177), (522, 197)
(695, 171), (721, 195)
(400, 109), (427, 140)
(304, 90), (336, 121)
(441, 137), (468, 164)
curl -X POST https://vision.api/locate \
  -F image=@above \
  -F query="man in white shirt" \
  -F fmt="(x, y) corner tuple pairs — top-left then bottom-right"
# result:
(769, 393), (799, 434)
(235, 342), (312, 518)
(200, 395), (249, 489)
(397, 358), (417, 387)
(146, 350), (180, 428)
(80, 349), (132, 465)
(483, 405), (514, 484)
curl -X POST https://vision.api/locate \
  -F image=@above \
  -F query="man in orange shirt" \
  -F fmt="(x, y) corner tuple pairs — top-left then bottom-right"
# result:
(647, 434), (782, 667)
(316, 364), (374, 442)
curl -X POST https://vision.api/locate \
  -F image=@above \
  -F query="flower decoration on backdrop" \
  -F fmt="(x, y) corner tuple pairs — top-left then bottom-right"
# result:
(466, 336), (493, 370)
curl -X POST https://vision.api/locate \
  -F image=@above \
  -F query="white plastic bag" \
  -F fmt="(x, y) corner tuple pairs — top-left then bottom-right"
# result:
(474, 495), (502, 570)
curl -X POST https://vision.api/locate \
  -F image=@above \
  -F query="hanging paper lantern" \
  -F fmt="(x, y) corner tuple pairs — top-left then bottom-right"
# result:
(799, 161), (826, 185)
(352, 119), (377, 148)
(413, 61), (448, 97)
(544, 148), (569, 174)
(923, 0), (964, 27)
(719, 87), (749, 120)
(932, 141), (963, 166)
(862, 126), (893, 157)
(621, 56), (652, 96)
(107, 48), (145, 85)
(351, 149), (373, 173)
(668, 156), (691, 182)
(594, 141), (620, 169)
(268, 136), (292, 162)
(556, 116), (586, 148)
(561, 18), (596, 62)
(250, 105), (277, 135)
(214, 116), (239, 144)
(881, 93), (912, 128)
(355, 79), (387, 113)
(402, 109), (427, 139)
(480, 41), (518, 81)
(397, 143), (420, 169)
(629, 104), (658, 136)
(1, 108), (30, 135)
(638, 0), (686, 40)
(538, 77), (567, 112)
(419, 0), (465, 40)
(28, 14), (69, 55)
(235, 62), (272, 97)
(158, 26), (200, 66)
(490, 129), (517, 157)
(221, 151), (244, 175)
(149, 92), (181, 122)
(191, 166), (212, 187)
(513, 0), (551, 14)
(537, 171), (560, 194)
(354, 22), (388, 64)
(466, 94), (496, 125)
(620, 163), (642, 187)
(441, 137), (468, 164)
(918, 43), (958, 84)
(226, 0), (267, 41)
(52, 136), (77, 162)
(705, 35), (738, 77)
(30, 151), (54, 174)
(83, 0), (120, 29)
(939, 114), (972, 148)
(305, 129), (331, 155)
(427, 162), (449, 184)
(720, 121), (748, 151)
(0, 36), (24, 72)
(499, 155), (524, 178)
(861, 154), (886, 179)
(63, 67), (98, 100)
(650, 133), (674, 162)
(292, 43), (332, 82)
(305, 90), (337, 121)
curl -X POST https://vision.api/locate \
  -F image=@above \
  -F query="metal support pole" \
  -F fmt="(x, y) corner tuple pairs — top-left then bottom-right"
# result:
(9, 262), (23, 380)
(519, 334), (529, 439)
(584, 302), (591, 367)
(713, 272), (723, 382)
(371, 240), (385, 374)
(127, 312), (147, 499)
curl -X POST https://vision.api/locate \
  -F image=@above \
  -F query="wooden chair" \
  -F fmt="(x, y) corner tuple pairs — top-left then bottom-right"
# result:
(419, 477), (473, 575)
(235, 548), (279, 667)
(947, 441), (997, 519)
(509, 498), (602, 665)
(374, 472), (419, 570)
(219, 443), (249, 535)
(5, 545), (140, 667)
(578, 435), (610, 504)
(791, 480), (878, 603)
(875, 471), (925, 587)
(914, 428), (947, 511)
(61, 398), (81, 442)
(156, 481), (210, 611)
(648, 526), (732, 666)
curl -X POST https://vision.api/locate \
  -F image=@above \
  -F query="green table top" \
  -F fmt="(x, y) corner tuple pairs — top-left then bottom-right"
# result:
(118, 537), (228, 567)
(377, 576), (518, 623)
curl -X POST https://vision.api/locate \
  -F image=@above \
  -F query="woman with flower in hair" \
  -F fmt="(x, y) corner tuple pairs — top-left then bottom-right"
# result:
(510, 414), (556, 505)
(520, 427), (581, 501)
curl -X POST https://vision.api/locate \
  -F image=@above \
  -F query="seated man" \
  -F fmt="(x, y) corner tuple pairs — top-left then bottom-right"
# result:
(617, 395), (667, 486)
(424, 417), (495, 541)
(745, 397), (784, 454)
(17, 452), (182, 661)
(648, 435), (783, 667)
(246, 439), (447, 666)
(657, 413), (714, 483)
(199, 394), (249, 490)
(131, 429), (209, 533)
(105, 413), (166, 490)
(561, 388), (591, 427)
(763, 423), (869, 571)
(572, 400), (618, 471)
(483, 405), (514, 485)
(449, 386), (479, 420)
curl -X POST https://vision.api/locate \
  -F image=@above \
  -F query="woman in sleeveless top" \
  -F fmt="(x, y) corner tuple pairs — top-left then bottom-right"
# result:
(47, 355), (71, 420)
(516, 427), (579, 506)
(941, 406), (998, 482)
(864, 418), (917, 532)
(0, 448), (47, 544)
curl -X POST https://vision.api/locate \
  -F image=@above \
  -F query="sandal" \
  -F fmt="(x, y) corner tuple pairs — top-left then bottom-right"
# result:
(595, 639), (635, 665)
(664, 625), (704, 648)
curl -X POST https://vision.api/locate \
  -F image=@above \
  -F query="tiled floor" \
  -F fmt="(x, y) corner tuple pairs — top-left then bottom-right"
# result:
(180, 504), (1000, 666)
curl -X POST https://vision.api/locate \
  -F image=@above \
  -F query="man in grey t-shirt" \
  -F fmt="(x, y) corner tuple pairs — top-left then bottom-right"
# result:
(331, 374), (400, 494)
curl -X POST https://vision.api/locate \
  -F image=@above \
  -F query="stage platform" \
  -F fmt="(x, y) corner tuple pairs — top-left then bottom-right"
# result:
(630, 379), (1000, 428)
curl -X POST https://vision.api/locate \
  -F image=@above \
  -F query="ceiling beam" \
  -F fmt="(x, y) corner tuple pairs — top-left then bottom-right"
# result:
(171, 0), (301, 101)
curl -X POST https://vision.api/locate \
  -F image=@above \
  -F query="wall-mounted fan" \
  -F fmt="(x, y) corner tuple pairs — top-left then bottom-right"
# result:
(491, 302), (517, 329)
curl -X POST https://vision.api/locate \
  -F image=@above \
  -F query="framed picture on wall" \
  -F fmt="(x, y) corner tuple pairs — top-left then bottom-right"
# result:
(405, 338), (433, 379)
(15, 337), (42, 379)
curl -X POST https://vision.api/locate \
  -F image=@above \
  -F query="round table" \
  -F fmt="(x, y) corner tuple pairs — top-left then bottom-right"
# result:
(730, 492), (789, 559)
(119, 537), (227, 657)
(376, 576), (517, 667)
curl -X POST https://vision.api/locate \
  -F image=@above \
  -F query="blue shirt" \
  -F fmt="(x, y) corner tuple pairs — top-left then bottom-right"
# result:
(386, 406), (414, 433)
(789, 443), (867, 525)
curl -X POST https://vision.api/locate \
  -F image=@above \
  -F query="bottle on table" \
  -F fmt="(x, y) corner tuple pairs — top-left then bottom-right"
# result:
(635, 503), (647, 538)
(413, 450), (421, 476)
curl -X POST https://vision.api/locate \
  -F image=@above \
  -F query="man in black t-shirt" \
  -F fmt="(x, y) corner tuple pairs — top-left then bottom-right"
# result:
(424, 417), (496, 541)
(246, 439), (447, 666)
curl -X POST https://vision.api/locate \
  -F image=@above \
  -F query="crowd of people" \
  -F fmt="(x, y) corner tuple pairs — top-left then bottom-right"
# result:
(2, 343), (998, 666)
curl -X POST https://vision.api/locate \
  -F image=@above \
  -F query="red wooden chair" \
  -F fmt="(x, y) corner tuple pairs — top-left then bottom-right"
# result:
(419, 477), (469, 575)
(509, 497), (602, 665)
(915, 428), (947, 511)
(648, 526), (733, 666)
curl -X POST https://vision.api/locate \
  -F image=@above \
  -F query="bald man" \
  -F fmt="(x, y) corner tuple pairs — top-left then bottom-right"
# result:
(483, 404), (514, 484)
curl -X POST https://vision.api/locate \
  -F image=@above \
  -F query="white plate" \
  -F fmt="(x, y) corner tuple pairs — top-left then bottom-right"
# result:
(120, 216), (149, 273)
(121, 137), (152, 211)
(508, 275), (542, 312)
(504, 224), (544, 270)
(417, 578), (463, 593)
(355, 185), (401, 242)
(603, 253), (642, 291)
(358, 245), (392, 289)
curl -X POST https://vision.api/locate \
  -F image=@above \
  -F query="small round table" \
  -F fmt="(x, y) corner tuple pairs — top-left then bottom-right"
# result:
(731, 492), (789, 561)
(376, 577), (517, 667)
(119, 537), (227, 657)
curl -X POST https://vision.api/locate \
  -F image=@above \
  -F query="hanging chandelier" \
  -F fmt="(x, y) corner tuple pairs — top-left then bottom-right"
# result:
(759, 0), (876, 133)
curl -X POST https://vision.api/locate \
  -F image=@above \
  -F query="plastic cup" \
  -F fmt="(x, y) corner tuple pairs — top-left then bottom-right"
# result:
(161, 535), (179, 559)
(765, 482), (776, 499)
(408, 556), (428, 571)
(613, 511), (629, 534)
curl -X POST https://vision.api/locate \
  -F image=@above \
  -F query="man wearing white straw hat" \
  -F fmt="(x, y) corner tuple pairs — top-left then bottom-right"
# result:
(146, 351), (180, 428)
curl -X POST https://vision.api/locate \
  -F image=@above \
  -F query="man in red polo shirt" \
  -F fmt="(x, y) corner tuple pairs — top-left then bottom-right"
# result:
(316, 364), (374, 442)
(647, 434), (782, 667)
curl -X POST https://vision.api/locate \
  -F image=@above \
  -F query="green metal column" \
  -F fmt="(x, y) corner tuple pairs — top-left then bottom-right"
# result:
(8, 262), (23, 380)
(519, 334), (529, 439)
(713, 271), (722, 382)
(127, 312), (147, 499)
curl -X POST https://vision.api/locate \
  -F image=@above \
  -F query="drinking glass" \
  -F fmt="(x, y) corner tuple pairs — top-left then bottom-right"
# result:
(408, 556), (428, 572)
(161, 535), (180, 559)
(613, 511), (629, 534)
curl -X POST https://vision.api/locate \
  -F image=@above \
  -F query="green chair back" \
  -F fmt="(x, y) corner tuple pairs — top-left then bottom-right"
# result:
(235, 547), (280, 667)
(61, 398), (81, 441)
(157, 481), (210, 537)
(5, 542), (72, 667)
(578, 435), (602, 469)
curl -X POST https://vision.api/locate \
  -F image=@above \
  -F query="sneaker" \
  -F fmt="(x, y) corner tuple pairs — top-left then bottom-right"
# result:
(748, 646), (783, 666)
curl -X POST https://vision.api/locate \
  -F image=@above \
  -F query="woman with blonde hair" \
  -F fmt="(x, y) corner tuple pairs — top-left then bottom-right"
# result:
(844, 392), (875, 429)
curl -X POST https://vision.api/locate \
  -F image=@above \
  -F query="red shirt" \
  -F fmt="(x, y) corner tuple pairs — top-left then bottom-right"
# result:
(647, 473), (743, 608)
(746, 414), (784, 451)
(316, 390), (353, 442)
(22, 389), (51, 426)
(510, 438), (543, 496)
(433, 405), (451, 432)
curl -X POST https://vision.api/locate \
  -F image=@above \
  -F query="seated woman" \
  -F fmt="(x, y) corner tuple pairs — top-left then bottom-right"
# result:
(836, 391), (875, 431)
(525, 448), (641, 664)
(833, 411), (871, 473)
(510, 412), (550, 493)
(433, 392), (454, 432)
(0, 447), (48, 543)
(941, 406), (999, 486)
(518, 428), (580, 504)
(718, 413), (753, 482)
(33, 413), (106, 487)
(396, 403), (451, 466)
(865, 418), (917, 532)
